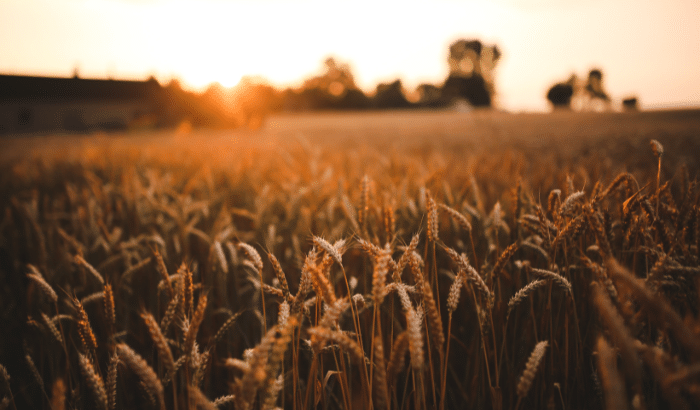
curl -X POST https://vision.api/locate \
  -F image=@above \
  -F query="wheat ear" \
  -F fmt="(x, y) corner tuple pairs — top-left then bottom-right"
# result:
(73, 297), (98, 357)
(507, 279), (547, 318)
(153, 249), (173, 299)
(607, 257), (700, 359)
(103, 283), (115, 345)
(530, 268), (572, 294)
(106, 353), (118, 410)
(78, 353), (108, 410)
(406, 306), (424, 370)
(395, 233), (421, 279)
(26, 272), (57, 304)
(516, 340), (548, 400)
(267, 252), (291, 302)
(591, 283), (643, 393)
(74, 254), (105, 286)
(141, 312), (175, 375)
(596, 337), (629, 410)
(426, 192), (439, 243)
(184, 293), (208, 362)
(372, 244), (392, 306)
(116, 344), (165, 410)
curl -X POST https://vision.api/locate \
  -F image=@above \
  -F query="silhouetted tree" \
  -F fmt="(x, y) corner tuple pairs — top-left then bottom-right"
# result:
(622, 97), (639, 111)
(442, 75), (492, 107)
(340, 88), (371, 109)
(415, 83), (443, 107)
(284, 57), (369, 110)
(373, 80), (410, 109)
(158, 79), (229, 127)
(546, 75), (577, 109)
(547, 83), (574, 108)
(230, 77), (279, 129)
(583, 68), (611, 111)
(441, 39), (501, 107)
(546, 69), (616, 112)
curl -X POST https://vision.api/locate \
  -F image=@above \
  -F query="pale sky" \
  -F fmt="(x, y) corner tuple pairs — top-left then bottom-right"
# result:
(1, 0), (699, 111)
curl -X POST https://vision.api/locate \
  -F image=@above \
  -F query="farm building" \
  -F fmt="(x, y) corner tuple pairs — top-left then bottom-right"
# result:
(0, 74), (168, 134)
(0, 74), (232, 134)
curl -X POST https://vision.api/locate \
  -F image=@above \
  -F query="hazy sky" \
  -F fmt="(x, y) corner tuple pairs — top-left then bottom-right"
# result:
(1, 0), (699, 111)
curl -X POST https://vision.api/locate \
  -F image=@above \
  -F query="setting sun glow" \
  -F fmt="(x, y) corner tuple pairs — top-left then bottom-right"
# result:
(1, 0), (699, 111)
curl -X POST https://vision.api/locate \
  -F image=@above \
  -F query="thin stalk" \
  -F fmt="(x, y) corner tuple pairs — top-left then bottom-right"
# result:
(260, 269), (267, 333)
(303, 355), (319, 410)
(439, 313), (453, 410)
(332, 349), (351, 410)
(470, 287), (492, 387)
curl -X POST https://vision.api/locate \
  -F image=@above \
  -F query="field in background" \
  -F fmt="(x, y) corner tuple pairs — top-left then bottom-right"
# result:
(5, 108), (700, 172)
(1, 108), (700, 410)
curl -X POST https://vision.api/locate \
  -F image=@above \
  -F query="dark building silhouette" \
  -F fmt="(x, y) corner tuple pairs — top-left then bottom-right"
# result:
(0, 74), (163, 133)
(0, 74), (232, 134)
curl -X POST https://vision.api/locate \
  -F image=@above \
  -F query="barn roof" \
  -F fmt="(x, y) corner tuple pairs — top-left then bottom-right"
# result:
(0, 74), (163, 103)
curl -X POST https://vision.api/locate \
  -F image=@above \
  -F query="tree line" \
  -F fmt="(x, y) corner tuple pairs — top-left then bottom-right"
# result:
(174, 38), (638, 129)
(189, 39), (501, 128)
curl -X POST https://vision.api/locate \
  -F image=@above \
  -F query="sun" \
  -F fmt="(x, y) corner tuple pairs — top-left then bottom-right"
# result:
(180, 67), (244, 90)
(176, 47), (246, 90)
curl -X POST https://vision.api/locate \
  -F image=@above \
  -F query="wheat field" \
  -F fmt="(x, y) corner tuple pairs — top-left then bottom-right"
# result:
(1, 109), (700, 410)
